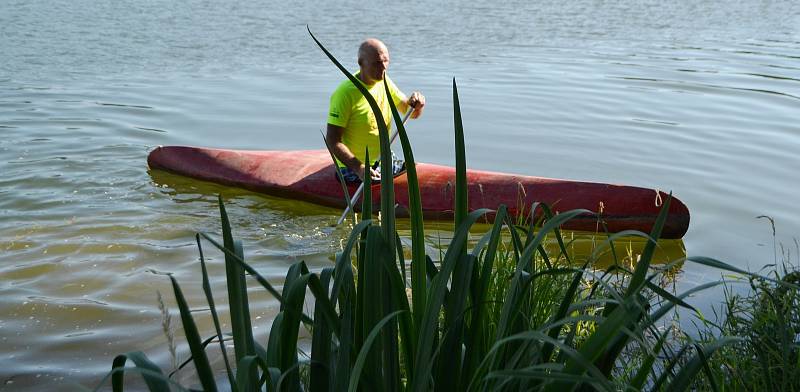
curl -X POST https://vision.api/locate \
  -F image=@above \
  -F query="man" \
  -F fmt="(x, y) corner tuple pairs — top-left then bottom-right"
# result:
(326, 38), (425, 183)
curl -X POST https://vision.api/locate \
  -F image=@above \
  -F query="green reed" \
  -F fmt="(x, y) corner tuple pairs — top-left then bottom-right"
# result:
(691, 265), (800, 391)
(98, 31), (800, 391)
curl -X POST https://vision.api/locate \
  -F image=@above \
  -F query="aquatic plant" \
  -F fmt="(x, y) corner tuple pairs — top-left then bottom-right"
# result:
(97, 31), (799, 391)
(693, 263), (800, 390)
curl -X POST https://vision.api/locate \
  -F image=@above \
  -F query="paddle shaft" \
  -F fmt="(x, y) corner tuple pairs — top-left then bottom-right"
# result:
(336, 107), (414, 225)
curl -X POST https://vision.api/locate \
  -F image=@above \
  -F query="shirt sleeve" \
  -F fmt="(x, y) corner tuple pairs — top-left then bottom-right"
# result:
(327, 87), (350, 127)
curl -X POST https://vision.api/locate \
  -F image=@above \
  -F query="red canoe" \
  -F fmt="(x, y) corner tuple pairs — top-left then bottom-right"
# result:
(147, 146), (690, 239)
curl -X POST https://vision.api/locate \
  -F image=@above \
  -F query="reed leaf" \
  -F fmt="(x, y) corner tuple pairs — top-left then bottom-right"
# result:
(266, 312), (284, 369)
(168, 275), (218, 392)
(438, 253), (477, 388)
(452, 78), (468, 234)
(492, 209), (593, 357)
(490, 269), (533, 374)
(278, 266), (314, 391)
(197, 232), (285, 304)
(330, 219), (372, 302)
(196, 234), (236, 389)
(384, 233), (417, 382)
(110, 351), (171, 392)
(384, 76), (427, 331)
(333, 280), (354, 392)
(218, 196), (256, 367)
(479, 330), (613, 392)
(544, 296), (644, 392)
(624, 195), (671, 299)
(463, 205), (509, 379)
(235, 355), (268, 392)
(667, 337), (744, 392)
(688, 256), (800, 289)
(539, 259), (590, 364)
(644, 281), (724, 331)
(411, 208), (492, 392)
(516, 209), (594, 273)
(362, 226), (388, 389)
(282, 261), (307, 307)
(348, 311), (405, 392)
(629, 327), (671, 390)
(169, 334), (223, 378)
(310, 268), (334, 392)
(362, 148), (372, 220)
(589, 198), (673, 380)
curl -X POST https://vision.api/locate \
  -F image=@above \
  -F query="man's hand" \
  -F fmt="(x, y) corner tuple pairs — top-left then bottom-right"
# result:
(408, 91), (426, 119)
(358, 163), (381, 182)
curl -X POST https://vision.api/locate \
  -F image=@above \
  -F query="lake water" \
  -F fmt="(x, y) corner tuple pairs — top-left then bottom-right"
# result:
(2, 0), (799, 389)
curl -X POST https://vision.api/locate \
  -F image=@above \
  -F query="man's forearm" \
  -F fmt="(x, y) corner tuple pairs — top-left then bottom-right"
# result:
(331, 141), (363, 172)
(326, 123), (366, 178)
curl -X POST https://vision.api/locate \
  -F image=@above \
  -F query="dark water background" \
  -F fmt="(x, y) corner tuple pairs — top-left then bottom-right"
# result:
(2, 0), (799, 389)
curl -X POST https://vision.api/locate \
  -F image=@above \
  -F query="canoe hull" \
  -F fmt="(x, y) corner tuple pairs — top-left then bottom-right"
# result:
(147, 146), (690, 239)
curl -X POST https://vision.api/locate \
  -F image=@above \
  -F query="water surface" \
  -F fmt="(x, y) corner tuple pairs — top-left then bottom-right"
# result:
(2, 0), (800, 389)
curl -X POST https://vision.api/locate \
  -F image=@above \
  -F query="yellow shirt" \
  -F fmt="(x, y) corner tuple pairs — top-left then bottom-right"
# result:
(327, 72), (408, 167)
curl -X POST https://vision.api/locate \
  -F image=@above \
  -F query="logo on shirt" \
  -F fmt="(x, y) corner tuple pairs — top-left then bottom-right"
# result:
(329, 112), (339, 118)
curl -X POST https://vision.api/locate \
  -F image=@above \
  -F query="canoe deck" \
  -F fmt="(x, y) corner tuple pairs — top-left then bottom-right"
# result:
(147, 146), (690, 239)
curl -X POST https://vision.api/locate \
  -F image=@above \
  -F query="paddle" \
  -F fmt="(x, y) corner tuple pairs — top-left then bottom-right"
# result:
(335, 106), (415, 225)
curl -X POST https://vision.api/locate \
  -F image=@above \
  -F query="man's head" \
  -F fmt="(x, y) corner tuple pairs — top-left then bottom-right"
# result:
(358, 38), (390, 85)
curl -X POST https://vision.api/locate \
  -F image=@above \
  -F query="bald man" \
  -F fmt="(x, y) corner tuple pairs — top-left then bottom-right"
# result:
(326, 38), (426, 183)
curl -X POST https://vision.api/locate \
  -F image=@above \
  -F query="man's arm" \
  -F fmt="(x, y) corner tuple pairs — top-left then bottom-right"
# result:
(326, 123), (379, 181)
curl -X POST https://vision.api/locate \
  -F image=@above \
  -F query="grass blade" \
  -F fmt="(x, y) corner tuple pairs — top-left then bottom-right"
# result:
(544, 296), (644, 392)
(362, 148), (372, 221)
(196, 234), (236, 389)
(624, 195), (671, 298)
(266, 313), (284, 369)
(279, 267), (314, 391)
(412, 208), (492, 392)
(348, 311), (405, 392)
(217, 196), (256, 367)
(464, 205), (508, 378)
(629, 327), (670, 390)
(110, 351), (171, 392)
(310, 268), (334, 392)
(539, 259), (590, 364)
(235, 355), (268, 392)
(438, 253), (477, 388)
(362, 226), (388, 389)
(384, 75), (427, 332)
(169, 275), (218, 392)
(667, 337), (744, 392)
(452, 78), (468, 234)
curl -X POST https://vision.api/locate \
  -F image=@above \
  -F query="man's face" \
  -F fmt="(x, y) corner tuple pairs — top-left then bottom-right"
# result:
(360, 46), (390, 84)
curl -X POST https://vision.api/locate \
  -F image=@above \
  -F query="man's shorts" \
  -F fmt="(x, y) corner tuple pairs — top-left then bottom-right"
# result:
(337, 154), (406, 184)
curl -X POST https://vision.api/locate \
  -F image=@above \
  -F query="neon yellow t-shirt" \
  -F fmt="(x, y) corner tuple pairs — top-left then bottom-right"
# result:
(327, 72), (408, 167)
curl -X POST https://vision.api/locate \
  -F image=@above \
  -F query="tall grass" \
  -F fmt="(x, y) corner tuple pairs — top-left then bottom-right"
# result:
(693, 264), (800, 390)
(99, 32), (800, 391)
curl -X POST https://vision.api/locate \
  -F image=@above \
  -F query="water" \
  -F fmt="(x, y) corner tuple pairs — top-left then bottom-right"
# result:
(2, 0), (800, 389)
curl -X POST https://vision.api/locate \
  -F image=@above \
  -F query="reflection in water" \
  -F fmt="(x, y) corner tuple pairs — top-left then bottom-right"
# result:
(408, 221), (685, 268)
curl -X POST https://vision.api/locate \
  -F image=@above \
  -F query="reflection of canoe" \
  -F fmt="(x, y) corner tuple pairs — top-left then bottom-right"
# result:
(409, 221), (686, 268)
(147, 146), (690, 239)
